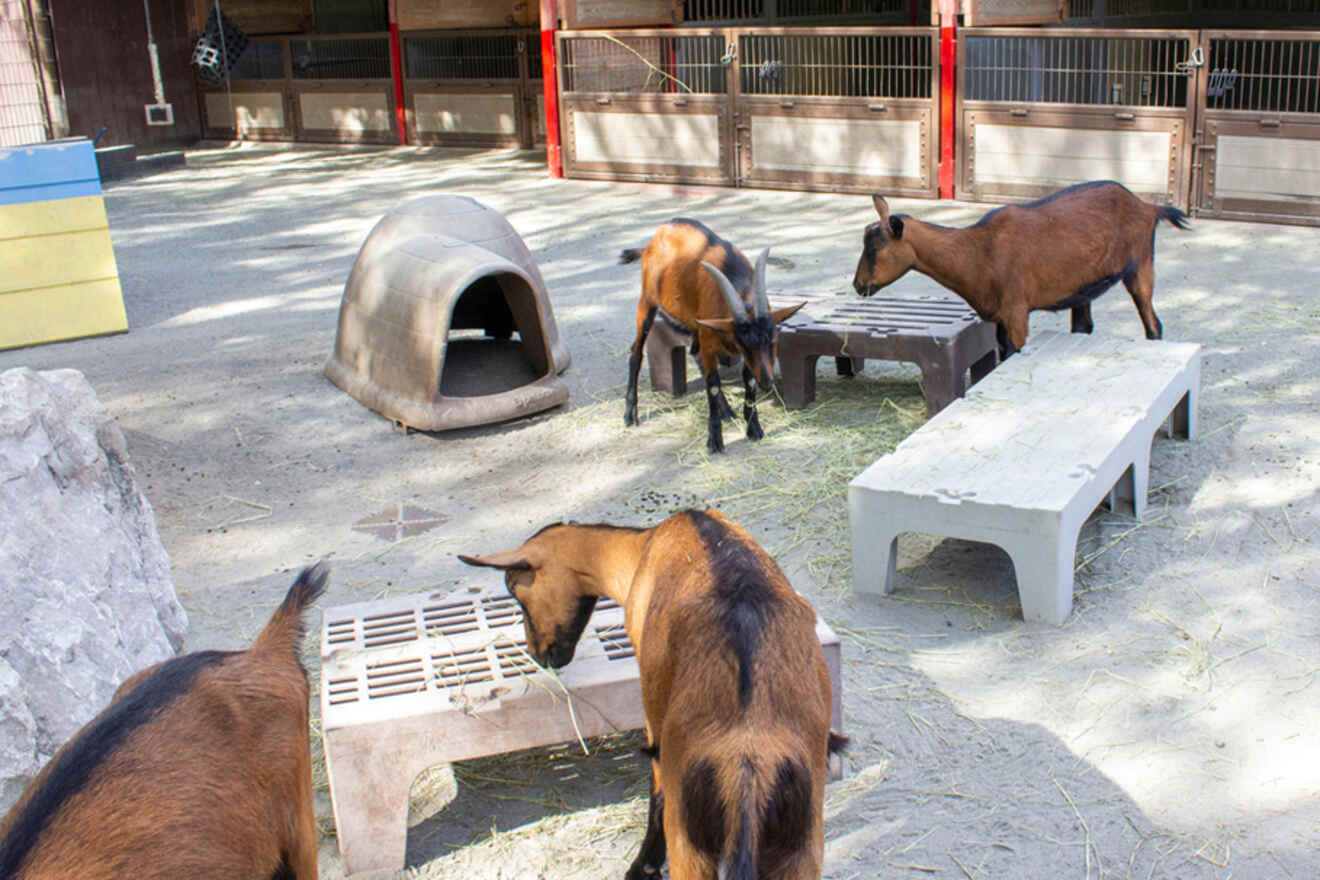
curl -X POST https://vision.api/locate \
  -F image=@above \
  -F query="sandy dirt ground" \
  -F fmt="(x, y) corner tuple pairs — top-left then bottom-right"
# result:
(3, 143), (1317, 879)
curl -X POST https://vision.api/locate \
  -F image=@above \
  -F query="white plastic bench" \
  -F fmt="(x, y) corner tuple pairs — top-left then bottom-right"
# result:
(320, 587), (843, 877)
(849, 331), (1200, 625)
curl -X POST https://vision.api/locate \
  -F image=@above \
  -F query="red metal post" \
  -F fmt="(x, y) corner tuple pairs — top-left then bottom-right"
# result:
(539, 0), (563, 178)
(388, 1), (407, 145)
(938, 0), (956, 199)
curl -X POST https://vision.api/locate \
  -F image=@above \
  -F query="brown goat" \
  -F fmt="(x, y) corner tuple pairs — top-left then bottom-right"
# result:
(852, 180), (1191, 357)
(622, 219), (805, 453)
(461, 510), (845, 880)
(0, 564), (328, 880)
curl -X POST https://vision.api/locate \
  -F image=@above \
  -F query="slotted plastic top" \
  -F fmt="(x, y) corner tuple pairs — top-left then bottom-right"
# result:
(320, 586), (633, 729)
(783, 292), (981, 340)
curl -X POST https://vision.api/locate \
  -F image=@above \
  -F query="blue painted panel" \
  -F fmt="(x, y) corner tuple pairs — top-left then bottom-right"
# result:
(0, 139), (102, 206)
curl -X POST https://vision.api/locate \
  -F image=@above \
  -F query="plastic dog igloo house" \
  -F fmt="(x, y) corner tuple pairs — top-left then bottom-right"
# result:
(325, 194), (571, 432)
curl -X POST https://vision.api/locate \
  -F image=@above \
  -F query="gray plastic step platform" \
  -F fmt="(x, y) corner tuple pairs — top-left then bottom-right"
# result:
(849, 331), (1201, 625)
(777, 292), (999, 417)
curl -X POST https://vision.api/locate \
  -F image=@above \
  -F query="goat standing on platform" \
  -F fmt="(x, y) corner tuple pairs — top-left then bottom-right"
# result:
(461, 510), (846, 880)
(622, 219), (805, 453)
(852, 180), (1191, 357)
(0, 564), (328, 880)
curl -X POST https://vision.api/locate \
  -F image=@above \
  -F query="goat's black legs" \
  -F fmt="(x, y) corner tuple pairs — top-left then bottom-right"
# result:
(1070, 303), (1094, 334)
(626, 781), (667, 879)
(995, 323), (1017, 360)
(742, 365), (764, 441)
(705, 369), (727, 454)
(625, 306), (658, 427)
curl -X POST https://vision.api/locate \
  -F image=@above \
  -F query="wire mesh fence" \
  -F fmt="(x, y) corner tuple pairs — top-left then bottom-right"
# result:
(963, 32), (1193, 108)
(739, 31), (932, 97)
(560, 33), (729, 93)
(0, 0), (46, 147)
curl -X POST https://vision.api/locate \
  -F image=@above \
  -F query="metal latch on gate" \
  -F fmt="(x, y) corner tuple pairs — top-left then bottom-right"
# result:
(720, 43), (736, 66)
(1175, 47), (1204, 73)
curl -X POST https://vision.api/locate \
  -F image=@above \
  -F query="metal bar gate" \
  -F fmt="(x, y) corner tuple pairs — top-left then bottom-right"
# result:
(556, 26), (940, 197)
(1191, 29), (1320, 227)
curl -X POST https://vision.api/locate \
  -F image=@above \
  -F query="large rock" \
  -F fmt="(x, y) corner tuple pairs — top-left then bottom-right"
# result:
(0, 367), (186, 813)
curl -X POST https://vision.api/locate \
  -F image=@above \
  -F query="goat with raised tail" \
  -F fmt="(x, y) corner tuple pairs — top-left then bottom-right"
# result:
(852, 180), (1191, 357)
(0, 563), (329, 880)
(621, 219), (805, 453)
(461, 510), (847, 880)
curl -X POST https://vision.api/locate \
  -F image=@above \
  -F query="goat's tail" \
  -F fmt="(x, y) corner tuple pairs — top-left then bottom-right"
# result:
(1157, 205), (1191, 231)
(712, 753), (814, 880)
(251, 562), (329, 659)
(619, 247), (644, 265)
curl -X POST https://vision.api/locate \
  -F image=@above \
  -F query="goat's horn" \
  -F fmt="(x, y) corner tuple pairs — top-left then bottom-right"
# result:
(753, 248), (771, 319)
(700, 261), (747, 319)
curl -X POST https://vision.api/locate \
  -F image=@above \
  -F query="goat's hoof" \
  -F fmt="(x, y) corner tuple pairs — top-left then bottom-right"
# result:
(707, 436), (725, 454)
(624, 411), (638, 427)
(746, 419), (764, 442)
(625, 863), (663, 880)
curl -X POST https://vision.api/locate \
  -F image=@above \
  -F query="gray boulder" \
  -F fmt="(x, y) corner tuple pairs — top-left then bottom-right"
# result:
(0, 367), (187, 813)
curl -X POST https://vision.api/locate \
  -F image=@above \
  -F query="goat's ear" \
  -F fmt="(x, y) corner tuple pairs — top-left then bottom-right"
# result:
(889, 216), (904, 239)
(695, 317), (735, 333)
(458, 550), (533, 572)
(770, 302), (806, 324)
(871, 194), (890, 223)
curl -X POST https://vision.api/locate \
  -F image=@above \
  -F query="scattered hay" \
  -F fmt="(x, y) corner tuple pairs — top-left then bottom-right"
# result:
(558, 369), (927, 598)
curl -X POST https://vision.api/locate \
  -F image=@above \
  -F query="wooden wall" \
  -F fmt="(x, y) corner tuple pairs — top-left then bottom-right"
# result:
(50, 0), (201, 149)
(189, 0), (313, 35)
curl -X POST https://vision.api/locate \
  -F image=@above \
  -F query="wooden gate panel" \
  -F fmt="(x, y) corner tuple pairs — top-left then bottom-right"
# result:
(963, 107), (1185, 204)
(201, 86), (291, 139)
(738, 100), (933, 194)
(557, 30), (732, 185)
(1192, 30), (1320, 226)
(401, 29), (538, 149)
(562, 95), (732, 183)
(957, 27), (1198, 209)
(734, 28), (938, 196)
(293, 81), (396, 143)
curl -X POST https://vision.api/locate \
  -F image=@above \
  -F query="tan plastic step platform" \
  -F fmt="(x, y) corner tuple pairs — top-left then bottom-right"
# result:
(320, 586), (842, 877)
(777, 292), (999, 417)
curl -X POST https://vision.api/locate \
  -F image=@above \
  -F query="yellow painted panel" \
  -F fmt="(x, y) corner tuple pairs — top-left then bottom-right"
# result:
(0, 195), (109, 241)
(0, 278), (128, 350)
(0, 228), (119, 294)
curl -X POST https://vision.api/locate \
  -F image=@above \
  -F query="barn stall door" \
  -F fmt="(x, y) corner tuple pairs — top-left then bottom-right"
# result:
(198, 38), (294, 140)
(289, 35), (397, 144)
(734, 28), (938, 197)
(557, 30), (734, 185)
(402, 30), (541, 149)
(957, 28), (1199, 209)
(1192, 30), (1320, 227)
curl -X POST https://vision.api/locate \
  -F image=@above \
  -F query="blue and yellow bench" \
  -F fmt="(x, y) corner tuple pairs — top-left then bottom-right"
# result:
(1, 139), (128, 350)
